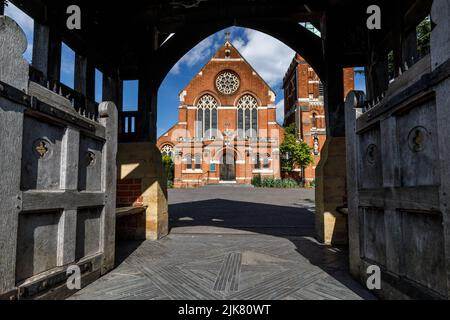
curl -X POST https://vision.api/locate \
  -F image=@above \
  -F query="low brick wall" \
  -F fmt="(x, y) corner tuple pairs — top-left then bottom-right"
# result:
(117, 178), (144, 207)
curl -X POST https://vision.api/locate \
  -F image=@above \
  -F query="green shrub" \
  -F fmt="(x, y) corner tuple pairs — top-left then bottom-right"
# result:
(251, 174), (262, 187)
(251, 177), (300, 189)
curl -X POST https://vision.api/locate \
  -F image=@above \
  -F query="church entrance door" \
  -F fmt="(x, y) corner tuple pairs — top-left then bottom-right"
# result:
(220, 150), (236, 182)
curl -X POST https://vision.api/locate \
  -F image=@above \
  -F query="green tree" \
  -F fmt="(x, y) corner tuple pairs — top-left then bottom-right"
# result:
(417, 16), (431, 57)
(386, 16), (430, 79)
(280, 124), (313, 173)
(162, 155), (174, 183)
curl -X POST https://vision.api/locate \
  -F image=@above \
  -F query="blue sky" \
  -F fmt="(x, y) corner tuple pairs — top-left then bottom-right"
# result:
(6, 3), (366, 138)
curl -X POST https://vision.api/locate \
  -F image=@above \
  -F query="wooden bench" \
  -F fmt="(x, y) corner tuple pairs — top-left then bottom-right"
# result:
(116, 206), (148, 240)
(116, 206), (147, 219)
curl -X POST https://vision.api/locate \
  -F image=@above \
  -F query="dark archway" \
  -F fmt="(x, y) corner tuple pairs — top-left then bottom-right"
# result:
(153, 20), (324, 88)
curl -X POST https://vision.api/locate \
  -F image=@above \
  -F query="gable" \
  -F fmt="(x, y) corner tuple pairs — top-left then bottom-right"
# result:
(181, 41), (276, 107)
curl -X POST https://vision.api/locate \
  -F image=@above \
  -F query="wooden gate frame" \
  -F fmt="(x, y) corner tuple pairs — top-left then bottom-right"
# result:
(344, 0), (450, 298)
(0, 15), (117, 300)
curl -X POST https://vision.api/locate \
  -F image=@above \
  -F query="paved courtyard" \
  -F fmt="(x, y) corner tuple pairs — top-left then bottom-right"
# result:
(72, 186), (375, 300)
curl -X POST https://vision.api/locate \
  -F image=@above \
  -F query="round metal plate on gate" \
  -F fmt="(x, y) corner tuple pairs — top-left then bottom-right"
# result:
(33, 139), (51, 159)
(408, 126), (429, 153)
(365, 144), (378, 165)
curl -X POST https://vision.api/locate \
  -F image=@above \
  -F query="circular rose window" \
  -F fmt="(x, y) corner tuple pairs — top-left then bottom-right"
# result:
(215, 71), (240, 95)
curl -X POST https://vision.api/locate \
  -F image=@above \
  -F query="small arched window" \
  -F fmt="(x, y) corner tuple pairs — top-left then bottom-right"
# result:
(195, 154), (202, 170)
(319, 82), (324, 97)
(185, 154), (192, 170)
(161, 144), (174, 158)
(237, 94), (258, 139)
(312, 113), (318, 128)
(263, 154), (271, 169)
(196, 94), (218, 139)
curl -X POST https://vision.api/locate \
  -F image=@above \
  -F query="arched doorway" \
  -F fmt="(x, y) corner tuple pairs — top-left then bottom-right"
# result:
(220, 149), (236, 182)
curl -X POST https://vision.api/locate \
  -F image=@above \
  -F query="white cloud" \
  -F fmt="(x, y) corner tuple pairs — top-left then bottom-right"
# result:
(170, 35), (218, 74)
(168, 27), (295, 93)
(233, 29), (295, 89)
(275, 99), (285, 125)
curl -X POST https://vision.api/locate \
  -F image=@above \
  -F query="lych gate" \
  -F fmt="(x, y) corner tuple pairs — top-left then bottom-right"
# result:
(0, 0), (449, 300)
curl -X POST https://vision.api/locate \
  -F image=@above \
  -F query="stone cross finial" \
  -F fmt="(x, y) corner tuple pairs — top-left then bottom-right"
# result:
(225, 31), (231, 42)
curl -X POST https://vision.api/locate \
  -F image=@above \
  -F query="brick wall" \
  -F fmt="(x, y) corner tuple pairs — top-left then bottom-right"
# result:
(283, 55), (355, 185)
(117, 179), (144, 207)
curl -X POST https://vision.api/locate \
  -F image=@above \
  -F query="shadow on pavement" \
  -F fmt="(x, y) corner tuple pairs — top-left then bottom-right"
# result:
(165, 198), (374, 300)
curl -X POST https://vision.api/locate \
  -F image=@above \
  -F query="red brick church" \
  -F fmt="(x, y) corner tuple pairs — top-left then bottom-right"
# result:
(283, 54), (355, 185)
(157, 38), (284, 188)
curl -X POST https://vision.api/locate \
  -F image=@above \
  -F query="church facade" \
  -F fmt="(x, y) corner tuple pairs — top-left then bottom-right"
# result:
(157, 40), (284, 188)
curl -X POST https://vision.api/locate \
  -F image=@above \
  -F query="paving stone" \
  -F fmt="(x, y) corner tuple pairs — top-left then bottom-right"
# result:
(71, 187), (375, 300)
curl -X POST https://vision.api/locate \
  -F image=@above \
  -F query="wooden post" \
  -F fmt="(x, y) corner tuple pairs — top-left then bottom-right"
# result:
(401, 28), (419, 66)
(99, 102), (118, 273)
(392, 1), (404, 77)
(323, 63), (345, 137)
(32, 22), (50, 78)
(103, 71), (122, 110)
(344, 90), (364, 277)
(75, 53), (95, 116)
(47, 27), (61, 83)
(75, 54), (95, 99)
(431, 0), (450, 299)
(32, 21), (61, 83)
(0, 15), (29, 298)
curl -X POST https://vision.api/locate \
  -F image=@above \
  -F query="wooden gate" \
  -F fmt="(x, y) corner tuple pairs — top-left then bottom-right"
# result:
(345, 1), (450, 298)
(0, 16), (117, 299)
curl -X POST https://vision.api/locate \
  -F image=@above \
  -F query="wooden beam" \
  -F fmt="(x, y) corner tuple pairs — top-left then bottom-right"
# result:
(32, 22), (50, 78)
(32, 20), (62, 83)
(75, 54), (95, 100)
(102, 71), (122, 112)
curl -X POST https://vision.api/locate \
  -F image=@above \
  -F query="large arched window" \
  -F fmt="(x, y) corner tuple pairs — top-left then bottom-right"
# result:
(194, 154), (202, 170)
(196, 94), (218, 139)
(237, 94), (258, 139)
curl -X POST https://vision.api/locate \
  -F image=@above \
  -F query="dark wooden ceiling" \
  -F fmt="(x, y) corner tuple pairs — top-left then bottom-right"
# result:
(9, 0), (431, 83)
